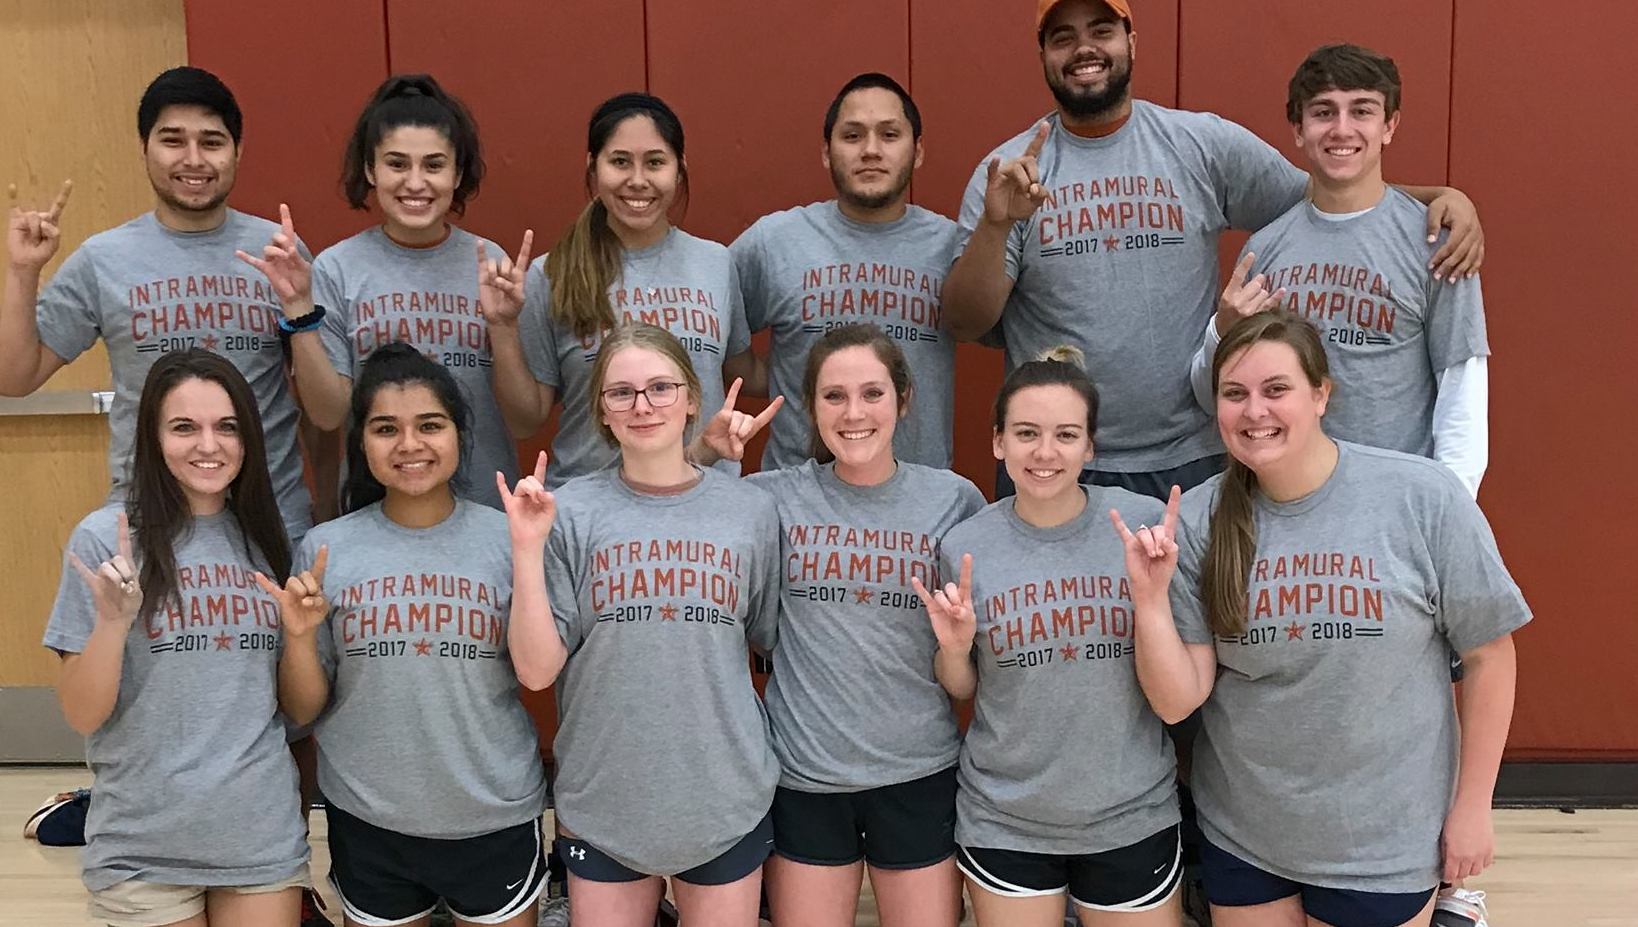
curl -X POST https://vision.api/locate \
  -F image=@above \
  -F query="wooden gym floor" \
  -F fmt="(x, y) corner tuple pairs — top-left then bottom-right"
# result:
(4, 768), (1634, 926)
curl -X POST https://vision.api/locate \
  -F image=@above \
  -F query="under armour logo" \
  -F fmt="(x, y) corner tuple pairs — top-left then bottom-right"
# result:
(569, 846), (587, 860)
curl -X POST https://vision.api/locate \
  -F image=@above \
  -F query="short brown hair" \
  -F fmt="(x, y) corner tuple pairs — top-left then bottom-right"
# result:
(1287, 44), (1401, 124)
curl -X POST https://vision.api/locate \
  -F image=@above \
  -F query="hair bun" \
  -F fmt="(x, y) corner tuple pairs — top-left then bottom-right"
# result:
(1037, 344), (1086, 368)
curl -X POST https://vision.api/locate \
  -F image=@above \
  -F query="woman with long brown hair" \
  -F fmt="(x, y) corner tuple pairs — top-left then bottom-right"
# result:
(45, 348), (308, 927)
(1114, 312), (1528, 927)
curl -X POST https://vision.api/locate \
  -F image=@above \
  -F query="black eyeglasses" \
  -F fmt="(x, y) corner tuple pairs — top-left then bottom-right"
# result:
(600, 381), (687, 412)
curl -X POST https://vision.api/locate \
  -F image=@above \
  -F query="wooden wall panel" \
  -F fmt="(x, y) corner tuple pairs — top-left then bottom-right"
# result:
(1449, 0), (1638, 756)
(0, 0), (186, 688)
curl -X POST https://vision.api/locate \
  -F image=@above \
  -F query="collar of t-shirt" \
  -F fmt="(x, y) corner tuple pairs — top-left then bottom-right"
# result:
(1307, 188), (1388, 223)
(1254, 442), (1351, 517)
(1058, 110), (1133, 139)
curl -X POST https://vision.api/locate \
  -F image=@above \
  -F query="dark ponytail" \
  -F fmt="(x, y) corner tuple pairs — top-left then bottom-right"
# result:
(343, 343), (473, 513)
(342, 73), (484, 215)
(545, 93), (689, 341)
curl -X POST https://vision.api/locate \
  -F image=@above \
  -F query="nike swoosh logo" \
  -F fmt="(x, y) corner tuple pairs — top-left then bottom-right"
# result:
(506, 878), (525, 890)
(1152, 864), (1166, 874)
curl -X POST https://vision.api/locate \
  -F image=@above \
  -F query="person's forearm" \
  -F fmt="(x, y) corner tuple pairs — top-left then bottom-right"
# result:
(489, 323), (550, 437)
(1132, 597), (1212, 723)
(1452, 635), (1516, 814)
(286, 331), (349, 431)
(0, 267), (57, 395)
(722, 349), (767, 397)
(934, 644), (977, 700)
(943, 220), (1015, 342)
(56, 620), (131, 735)
(508, 544), (568, 691)
(277, 636), (331, 727)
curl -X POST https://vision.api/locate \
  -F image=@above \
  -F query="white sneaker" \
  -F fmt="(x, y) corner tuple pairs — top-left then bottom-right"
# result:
(1433, 886), (1489, 927)
(537, 895), (571, 927)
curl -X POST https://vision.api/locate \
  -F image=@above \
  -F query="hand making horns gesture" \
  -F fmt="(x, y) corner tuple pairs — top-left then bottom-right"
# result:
(254, 545), (330, 639)
(1214, 251), (1288, 334)
(912, 553), (977, 652)
(234, 203), (314, 318)
(67, 511), (142, 627)
(1109, 485), (1182, 604)
(699, 377), (784, 463)
(498, 451), (557, 549)
(477, 229), (533, 326)
(983, 121), (1052, 226)
(6, 180), (73, 272)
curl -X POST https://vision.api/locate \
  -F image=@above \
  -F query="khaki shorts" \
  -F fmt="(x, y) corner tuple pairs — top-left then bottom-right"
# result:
(87, 864), (310, 927)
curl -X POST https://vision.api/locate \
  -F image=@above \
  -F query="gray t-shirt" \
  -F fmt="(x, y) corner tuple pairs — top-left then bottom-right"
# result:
(302, 499), (547, 839)
(1243, 191), (1489, 457)
(746, 460), (985, 791)
(958, 103), (1307, 474)
(313, 226), (517, 509)
(942, 487), (1180, 854)
(731, 201), (959, 469)
(518, 228), (752, 489)
(1170, 442), (1531, 891)
(545, 466), (780, 874)
(35, 210), (313, 541)
(43, 505), (308, 891)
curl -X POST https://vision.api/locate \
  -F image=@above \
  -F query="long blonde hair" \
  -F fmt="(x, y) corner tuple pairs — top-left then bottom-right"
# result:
(1202, 312), (1331, 635)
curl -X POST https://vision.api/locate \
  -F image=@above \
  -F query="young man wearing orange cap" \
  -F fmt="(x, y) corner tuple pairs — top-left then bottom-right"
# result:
(943, 0), (1485, 503)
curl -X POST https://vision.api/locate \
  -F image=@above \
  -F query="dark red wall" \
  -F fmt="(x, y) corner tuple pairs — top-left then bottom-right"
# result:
(187, 1), (1638, 760)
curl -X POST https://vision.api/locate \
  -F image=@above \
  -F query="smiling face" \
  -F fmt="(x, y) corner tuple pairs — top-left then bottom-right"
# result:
(142, 104), (238, 224)
(598, 345), (698, 455)
(1215, 340), (1332, 475)
(158, 377), (244, 513)
(812, 345), (904, 473)
(994, 384), (1094, 504)
(824, 86), (922, 213)
(362, 383), (461, 499)
(1039, 0), (1135, 121)
(1293, 87), (1399, 189)
(591, 114), (680, 246)
(367, 124), (459, 242)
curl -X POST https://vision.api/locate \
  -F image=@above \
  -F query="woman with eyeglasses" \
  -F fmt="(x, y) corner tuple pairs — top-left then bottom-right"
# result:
(504, 322), (781, 927)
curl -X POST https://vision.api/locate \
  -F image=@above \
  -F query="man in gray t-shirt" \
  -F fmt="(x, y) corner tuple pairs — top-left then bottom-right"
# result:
(1, 67), (313, 542)
(732, 73), (959, 470)
(943, 0), (1483, 501)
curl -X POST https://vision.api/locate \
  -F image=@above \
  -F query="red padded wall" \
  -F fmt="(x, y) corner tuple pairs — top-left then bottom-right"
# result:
(185, 0), (1638, 758)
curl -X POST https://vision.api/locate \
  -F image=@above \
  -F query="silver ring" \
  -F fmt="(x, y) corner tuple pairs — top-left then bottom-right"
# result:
(120, 581), (136, 596)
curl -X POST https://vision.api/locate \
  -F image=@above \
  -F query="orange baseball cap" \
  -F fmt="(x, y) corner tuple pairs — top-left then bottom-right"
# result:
(1036, 0), (1133, 32)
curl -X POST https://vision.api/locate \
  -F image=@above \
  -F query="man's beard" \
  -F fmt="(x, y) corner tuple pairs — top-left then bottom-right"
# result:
(832, 161), (913, 211)
(1047, 61), (1133, 121)
(152, 183), (231, 216)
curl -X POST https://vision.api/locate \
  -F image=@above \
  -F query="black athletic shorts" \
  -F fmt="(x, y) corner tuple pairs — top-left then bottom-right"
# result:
(957, 823), (1183, 912)
(1199, 836), (1435, 927)
(557, 811), (773, 886)
(325, 803), (545, 926)
(772, 766), (957, 869)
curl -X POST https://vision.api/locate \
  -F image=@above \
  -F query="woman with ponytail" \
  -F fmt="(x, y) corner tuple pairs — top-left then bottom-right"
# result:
(1116, 312), (1528, 927)
(922, 346), (1187, 926)
(240, 73), (529, 510)
(486, 92), (760, 489)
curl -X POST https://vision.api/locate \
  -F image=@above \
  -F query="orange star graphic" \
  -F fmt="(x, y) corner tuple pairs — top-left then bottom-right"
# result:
(854, 588), (874, 604)
(1059, 644), (1079, 661)
(660, 604), (677, 621)
(1103, 235), (1121, 251)
(413, 638), (432, 655)
(201, 333), (220, 351)
(213, 632), (233, 650)
(1285, 622), (1305, 641)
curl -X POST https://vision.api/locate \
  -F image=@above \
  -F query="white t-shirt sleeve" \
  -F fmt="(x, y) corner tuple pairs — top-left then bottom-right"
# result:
(1189, 317), (1221, 413)
(1433, 356), (1488, 498)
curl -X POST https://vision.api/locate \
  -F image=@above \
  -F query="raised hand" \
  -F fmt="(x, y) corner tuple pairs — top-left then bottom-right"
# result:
(1214, 252), (1287, 335)
(235, 203), (313, 318)
(477, 229), (533, 326)
(1110, 485), (1181, 605)
(498, 451), (557, 549)
(66, 511), (141, 627)
(699, 378), (783, 463)
(912, 554), (977, 652)
(983, 121), (1051, 225)
(254, 544), (329, 639)
(6, 181), (72, 272)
